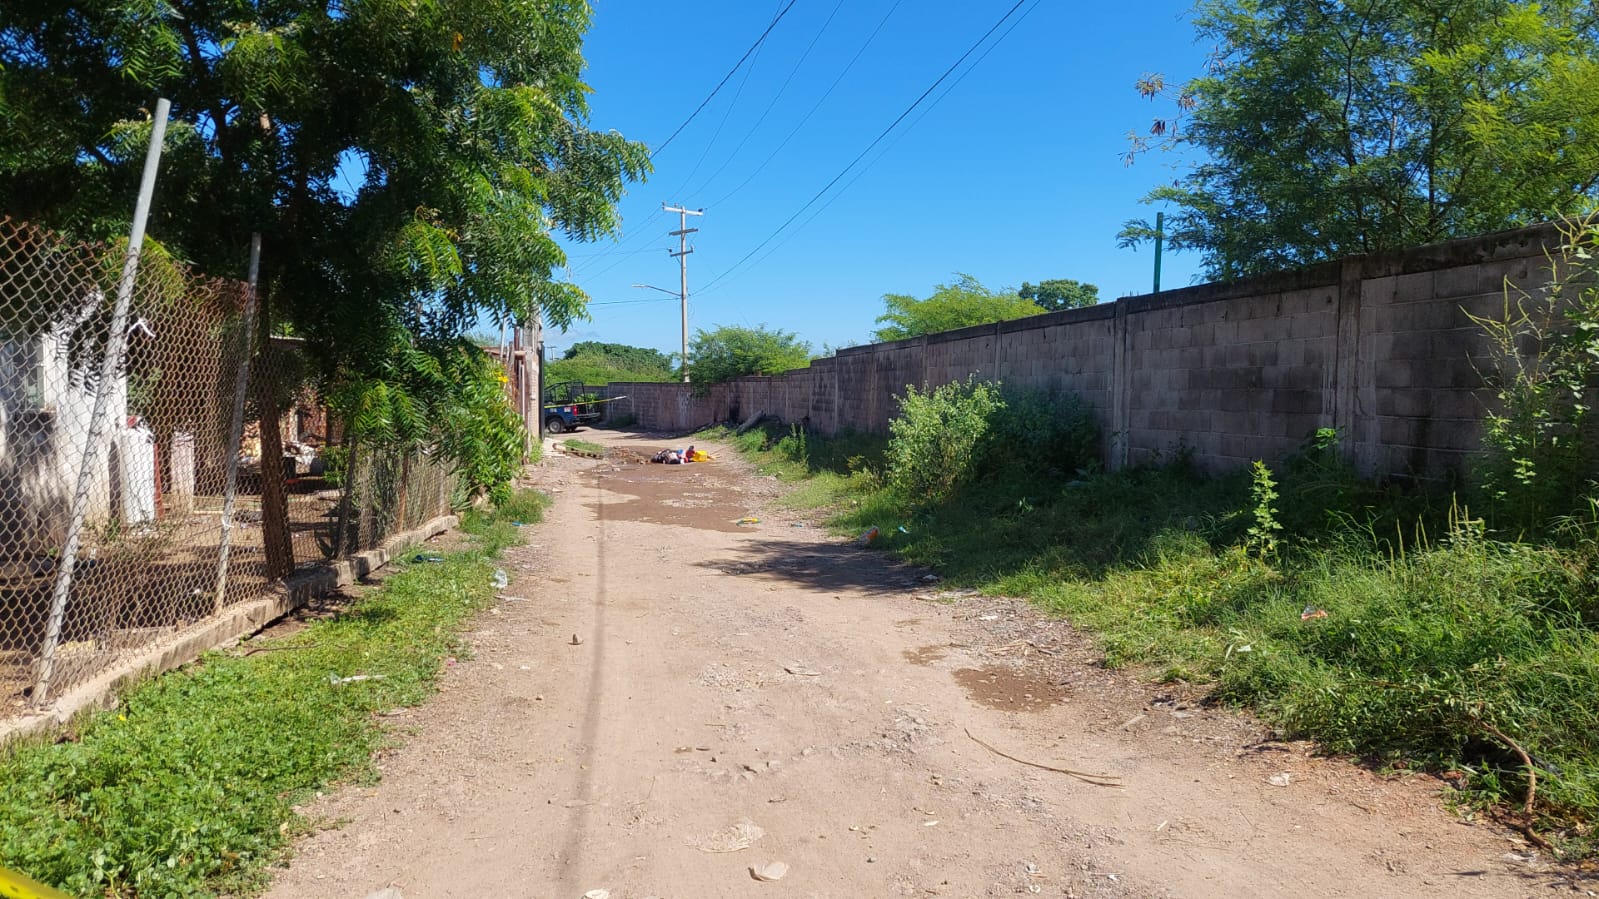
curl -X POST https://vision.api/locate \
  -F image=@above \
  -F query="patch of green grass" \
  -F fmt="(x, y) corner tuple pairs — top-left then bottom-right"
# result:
(561, 438), (605, 455)
(461, 487), (551, 536)
(723, 422), (1599, 851)
(696, 424), (884, 512)
(0, 488), (548, 896)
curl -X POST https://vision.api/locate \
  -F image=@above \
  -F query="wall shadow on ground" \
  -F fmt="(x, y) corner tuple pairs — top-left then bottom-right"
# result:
(693, 536), (930, 598)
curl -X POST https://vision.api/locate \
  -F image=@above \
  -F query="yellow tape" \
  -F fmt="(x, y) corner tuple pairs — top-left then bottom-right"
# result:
(0, 866), (71, 899)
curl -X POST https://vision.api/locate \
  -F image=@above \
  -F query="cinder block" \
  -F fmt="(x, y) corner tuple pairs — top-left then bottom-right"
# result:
(1435, 257), (1535, 299)
(1288, 311), (1334, 341)
(1391, 271), (1437, 303)
(1270, 389), (1321, 415)
(1247, 342), (1280, 367)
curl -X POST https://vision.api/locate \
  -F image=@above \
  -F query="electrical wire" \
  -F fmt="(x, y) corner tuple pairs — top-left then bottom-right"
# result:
(585, 296), (680, 307)
(564, 0), (801, 275)
(701, 0), (1044, 290)
(707, 0), (904, 209)
(668, 28), (772, 204)
(651, 0), (801, 158)
(695, 0), (1033, 296)
(678, 0), (851, 202)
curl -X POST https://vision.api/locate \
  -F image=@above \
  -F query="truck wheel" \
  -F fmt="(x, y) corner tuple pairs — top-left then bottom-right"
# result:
(545, 417), (567, 434)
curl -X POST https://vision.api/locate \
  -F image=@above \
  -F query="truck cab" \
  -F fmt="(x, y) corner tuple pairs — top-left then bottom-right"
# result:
(542, 381), (602, 434)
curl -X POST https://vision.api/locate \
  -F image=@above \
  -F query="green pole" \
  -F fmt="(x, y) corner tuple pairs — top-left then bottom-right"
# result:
(1153, 210), (1164, 294)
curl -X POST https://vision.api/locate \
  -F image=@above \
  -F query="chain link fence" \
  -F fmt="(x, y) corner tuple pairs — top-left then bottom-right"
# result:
(0, 218), (456, 718)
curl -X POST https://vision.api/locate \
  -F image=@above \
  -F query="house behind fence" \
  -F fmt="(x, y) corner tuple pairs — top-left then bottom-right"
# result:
(0, 218), (458, 721)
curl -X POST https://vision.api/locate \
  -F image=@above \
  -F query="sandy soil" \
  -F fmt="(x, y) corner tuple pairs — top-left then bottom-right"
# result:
(263, 429), (1589, 899)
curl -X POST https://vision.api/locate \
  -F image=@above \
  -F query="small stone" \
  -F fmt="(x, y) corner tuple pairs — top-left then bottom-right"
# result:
(750, 861), (789, 882)
(570, 634), (583, 646)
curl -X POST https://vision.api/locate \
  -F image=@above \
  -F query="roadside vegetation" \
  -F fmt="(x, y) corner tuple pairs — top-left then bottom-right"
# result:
(709, 222), (1599, 854)
(0, 491), (548, 896)
(545, 342), (678, 386)
(687, 325), (813, 389)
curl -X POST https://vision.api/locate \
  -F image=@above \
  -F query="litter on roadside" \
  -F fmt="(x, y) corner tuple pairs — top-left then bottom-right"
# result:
(1300, 606), (1329, 621)
(492, 569), (509, 589)
(697, 820), (766, 852)
(750, 861), (789, 882)
(329, 673), (386, 687)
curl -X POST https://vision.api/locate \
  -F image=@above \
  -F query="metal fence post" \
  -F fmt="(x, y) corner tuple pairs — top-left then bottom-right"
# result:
(214, 234), (261, 612)
(35, 98), (171, 705)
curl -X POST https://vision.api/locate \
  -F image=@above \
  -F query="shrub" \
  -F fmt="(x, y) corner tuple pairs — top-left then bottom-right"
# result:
(984, 387), (1100, 478)
(886, 377), (1004, 504)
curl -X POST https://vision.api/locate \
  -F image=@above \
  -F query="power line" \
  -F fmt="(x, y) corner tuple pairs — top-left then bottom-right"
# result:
(679, 0), (851, 202)
(696, 0), (1033, 295)
(586, 296), (680, 307)
(566, 2), (799, 276)
(708, 0), (904, 208)
(704, 0), (1044, 288)
(668, 32), (772, 202)
(651, 0), (801, 158)
(564, 246), (668, 260)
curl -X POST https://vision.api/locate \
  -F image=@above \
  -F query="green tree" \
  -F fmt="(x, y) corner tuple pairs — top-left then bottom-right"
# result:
(1018, 279), (1099, 311)
(1, 0), (648, 344)
(872, 273), (1043, 342)
(1, 0), (649, 497)
(547, 341), (675, 384)
(688, 325), (812, 386)
(563, 341), (674, 371)
(1119, 0), (1599, 281)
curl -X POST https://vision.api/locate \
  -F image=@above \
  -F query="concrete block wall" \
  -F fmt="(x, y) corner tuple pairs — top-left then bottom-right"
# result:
(605, 223), (1566, 479)
(1120, 280), (1339, 471)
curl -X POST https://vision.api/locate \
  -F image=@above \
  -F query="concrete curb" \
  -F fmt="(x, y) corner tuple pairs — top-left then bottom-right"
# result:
(0, 513), (458, 750)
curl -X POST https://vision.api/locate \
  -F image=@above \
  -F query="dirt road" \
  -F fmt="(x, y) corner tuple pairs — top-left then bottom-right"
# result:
(265, 431), (1570, 898)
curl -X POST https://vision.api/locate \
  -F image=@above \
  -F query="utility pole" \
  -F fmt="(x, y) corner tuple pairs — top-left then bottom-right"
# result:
(663, 203), (704, 383)
(1152, 210), (1165, 294)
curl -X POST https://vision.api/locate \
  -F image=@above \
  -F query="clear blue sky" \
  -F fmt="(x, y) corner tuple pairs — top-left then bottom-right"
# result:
(546, 0), (1211, 359)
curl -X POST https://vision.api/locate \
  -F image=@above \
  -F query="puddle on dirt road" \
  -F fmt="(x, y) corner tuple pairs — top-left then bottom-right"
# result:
(585, 462), (752, 533)
(953, 664), (1068, 712)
